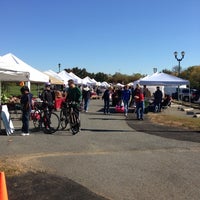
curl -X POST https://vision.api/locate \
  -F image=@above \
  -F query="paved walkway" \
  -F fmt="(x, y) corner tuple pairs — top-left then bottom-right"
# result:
(0, 99), (200, 200)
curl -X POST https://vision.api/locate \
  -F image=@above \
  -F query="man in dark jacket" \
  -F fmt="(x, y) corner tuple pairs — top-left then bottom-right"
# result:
(20, 86), (33, 136)
(102, 86), (112, 114)
(41, 82), (55, 129)
(154, 86), (163, 112)
(41, 82), (55, 109)
(65, 79), (82, 116)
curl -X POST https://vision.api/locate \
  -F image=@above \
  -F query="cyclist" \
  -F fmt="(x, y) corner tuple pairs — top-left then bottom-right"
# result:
(65, 79), (82, 132)
(40, 82), (55, 129)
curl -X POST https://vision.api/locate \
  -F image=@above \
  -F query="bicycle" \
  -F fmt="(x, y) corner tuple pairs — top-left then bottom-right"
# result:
(59, 101), (81, 135)
(31, 102), (60, 134)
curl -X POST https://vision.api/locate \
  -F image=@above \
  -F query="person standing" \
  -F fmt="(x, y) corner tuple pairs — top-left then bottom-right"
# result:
(41, 82), (55, 108)
(82, 85), (91, 112)
(102, 86), (112, 114)
(20, 86), (33, 136)
(66, 79), (82, 104)
(41, 82), (55, 129)
(65, 79), (82, 119)
(134, 84), (145, 120)
(143, 85), (151, 99)
(96, 87), (100, 97)
(122, 85), (131, 117)
(154, 86), (163, 112)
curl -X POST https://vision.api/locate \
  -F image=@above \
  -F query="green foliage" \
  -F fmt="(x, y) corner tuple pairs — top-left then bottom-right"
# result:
(94, 72), (109, 82)
(180, 66), (200, 89)
(162, 69), (174, 75)
(1, 94), (9, 104)
(64, 67), (144, 84)
(1, 82), (44, 98)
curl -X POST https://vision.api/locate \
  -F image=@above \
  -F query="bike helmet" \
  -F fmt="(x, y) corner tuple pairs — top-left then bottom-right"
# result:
(45, 82), (51, 87)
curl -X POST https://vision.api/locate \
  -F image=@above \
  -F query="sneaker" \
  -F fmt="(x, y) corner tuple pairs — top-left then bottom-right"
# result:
(21, 133), (30, 136)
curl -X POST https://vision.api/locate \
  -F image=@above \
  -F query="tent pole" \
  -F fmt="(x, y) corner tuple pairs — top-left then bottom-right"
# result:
(189, 83), (191, 106)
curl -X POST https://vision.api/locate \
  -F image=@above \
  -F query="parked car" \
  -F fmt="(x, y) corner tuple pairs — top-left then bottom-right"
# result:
(192, 90), (200, 102)
(172, 88), (200, 102)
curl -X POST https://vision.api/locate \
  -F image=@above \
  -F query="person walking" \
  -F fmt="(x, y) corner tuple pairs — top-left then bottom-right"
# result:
(134, 84), (145, 120)
(122, 85), (131, 117)
(20, 86), (33, 136)
(102, 86), (112, 114)
(82, 85), (91, 112)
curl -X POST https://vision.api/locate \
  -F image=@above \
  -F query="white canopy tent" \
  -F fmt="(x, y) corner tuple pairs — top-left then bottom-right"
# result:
(44, 70), (64, 85)
(68, 72), (83, 85)
(0, 53), (49, 89)
(82, 76), (97, 85)
(0, 59), (30, 104)
(58, 70), (75, 85)
(0, 68), (30, 82)
(116, 83), (125, 88)
(139, 72), (190, 97)
(91, 78), (99, 85)
(101, 81), (110, 87)
(0, 67), (30, 103)
(139, 72), (189, 86)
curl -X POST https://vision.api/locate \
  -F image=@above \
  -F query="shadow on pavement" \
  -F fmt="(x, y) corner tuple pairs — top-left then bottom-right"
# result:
(126, 115), (200, 143)
(88, 117), (122, 121)
(7, 171), (109, 200)
(81, 128), (133, 133)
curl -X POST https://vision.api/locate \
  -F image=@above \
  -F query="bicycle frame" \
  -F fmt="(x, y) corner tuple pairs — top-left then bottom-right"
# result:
(32, 103), (60, 134)
(60, 102), (80, 134)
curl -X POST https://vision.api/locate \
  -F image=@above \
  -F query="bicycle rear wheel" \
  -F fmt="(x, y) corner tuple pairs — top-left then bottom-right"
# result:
(32, 111), (42, 130)
(70, 112), (80, 135)
(60, 109), (69, 130)
(44, 112), (60, 134)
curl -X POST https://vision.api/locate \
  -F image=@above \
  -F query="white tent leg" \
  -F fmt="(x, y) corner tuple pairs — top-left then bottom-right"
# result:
(26, 81), (31, 91)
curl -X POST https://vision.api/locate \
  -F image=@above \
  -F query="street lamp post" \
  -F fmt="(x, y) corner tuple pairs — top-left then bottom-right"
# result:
(174, 51), (185, 76)
(58, 63), (61, 73)
(153, 67), (157, 73)
(173, 51), (185, 101)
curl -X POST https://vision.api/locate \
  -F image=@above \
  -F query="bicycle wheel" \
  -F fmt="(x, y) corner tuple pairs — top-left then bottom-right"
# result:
(43, 112), (60, 134)
(60, 109), (68, 130)
(32, 111), (42, 130)
(70, 112), (80, 135)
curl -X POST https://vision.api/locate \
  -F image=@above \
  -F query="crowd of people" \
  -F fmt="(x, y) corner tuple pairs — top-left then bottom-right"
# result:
(19, 81), (171, 136)
(101, 84), (171, 119)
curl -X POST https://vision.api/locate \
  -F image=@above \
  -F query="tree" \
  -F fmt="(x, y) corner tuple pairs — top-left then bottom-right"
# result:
(181, 66), (200, 89)
(94, 72), (108, 82)
(162, 69), (173, 75)
(172, 65), (181, 76)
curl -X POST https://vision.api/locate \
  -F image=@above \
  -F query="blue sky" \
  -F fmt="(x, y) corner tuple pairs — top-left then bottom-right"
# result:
(1, 0), (199, 75)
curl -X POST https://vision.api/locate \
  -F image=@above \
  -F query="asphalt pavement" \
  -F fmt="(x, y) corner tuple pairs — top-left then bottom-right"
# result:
(0, 99), (200, 200)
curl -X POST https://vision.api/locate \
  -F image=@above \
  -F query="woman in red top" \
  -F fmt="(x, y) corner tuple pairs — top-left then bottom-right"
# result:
(134, 84), (144, 120)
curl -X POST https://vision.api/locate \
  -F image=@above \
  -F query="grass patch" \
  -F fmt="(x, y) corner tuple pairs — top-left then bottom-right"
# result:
(147, 113), (200, 131)
(0, 158), (25, 177)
